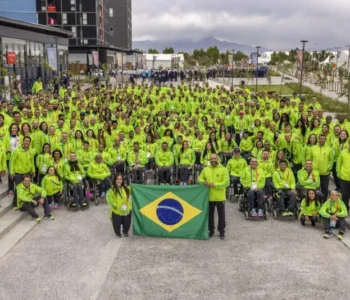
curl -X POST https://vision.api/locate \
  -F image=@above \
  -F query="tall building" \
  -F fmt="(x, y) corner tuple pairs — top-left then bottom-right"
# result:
(0, 0), (37, 23)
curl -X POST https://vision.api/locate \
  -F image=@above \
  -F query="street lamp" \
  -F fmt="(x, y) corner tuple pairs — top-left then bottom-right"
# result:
(231, 49), (235, 87)
(299, 40), (308, 97)
(255, 46), (261, 92)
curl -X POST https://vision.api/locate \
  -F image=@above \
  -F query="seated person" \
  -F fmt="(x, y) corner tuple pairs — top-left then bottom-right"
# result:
(87, 154), (111, 198)
(300, 189), (320, 227)
(240, 158), (266, 217)
(127, 142), (148, 184)
(226, 148), (247, 198)
(155, 142), (174, 185)
(64, 153), (87, 207)
(258, 150), (275, 200)
(16, 175), (52, 222)
(297, 160), (323, 200)
(320, 190), (348, 240)
(272, 160), (297, 217)
(108, 138), (127, 175)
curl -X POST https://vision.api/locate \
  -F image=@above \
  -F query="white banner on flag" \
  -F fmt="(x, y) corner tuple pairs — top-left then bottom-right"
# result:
(47, 47), (57, 71)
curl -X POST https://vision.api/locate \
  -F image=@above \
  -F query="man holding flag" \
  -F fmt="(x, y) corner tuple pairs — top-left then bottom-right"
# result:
(198, 153), (230, 240)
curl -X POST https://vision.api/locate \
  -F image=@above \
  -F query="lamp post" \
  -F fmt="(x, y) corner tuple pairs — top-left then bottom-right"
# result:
(299, 40), (308, 97)
(231, 49), (235, 87)
(255, 46), (260, 92)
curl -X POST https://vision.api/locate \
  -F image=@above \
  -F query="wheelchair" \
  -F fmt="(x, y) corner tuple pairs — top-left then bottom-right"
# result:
(154, 165), (175, 185)
(126, 166), (147, 185)
(238, 188), (268, 220)
(174, 165), (197, 185)
(62, 180), (90, 210)
(269, 189), (300, 220)
(227, 177), (244, 204)
(85, 177), (111, 206)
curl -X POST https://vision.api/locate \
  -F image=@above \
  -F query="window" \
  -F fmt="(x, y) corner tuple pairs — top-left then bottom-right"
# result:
(71, 26), (76, 37)
(109, 8), (113, 17)
(109, 26), (114, 36)
(62, 13), (67, 24)
(84, 39), (88, 45)
(71, 0), (76, 4)
(83, 13), (87, 25)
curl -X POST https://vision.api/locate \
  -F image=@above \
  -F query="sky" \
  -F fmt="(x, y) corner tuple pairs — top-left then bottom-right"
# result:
(132, 0), (350, 50)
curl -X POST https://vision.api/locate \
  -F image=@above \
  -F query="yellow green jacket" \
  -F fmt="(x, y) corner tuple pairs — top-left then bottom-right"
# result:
(336, 149), (350, 181)
(258, 159), (275, 178)
(36, 153), (54, 175)
(127, 150), (148, 168)
(310, 145), (334, 175)
(16, 182), (46, 208)
(240, 167), (266, 189)
(300, 199), (320, 216)
(297, 168), (320, 189)
(87, 161), (111, 180)
(41, 174), (63, 196)
(226, 157), (247, 177)
(198, 164), (229, 202)
(64, 162), (86, 184)
(155, 149), (174, 167)
(177, 148), (195, 165)
(108, 146), (127, 162)
(272, 168), (296, 190)
(77, 149), (95, 168)
(319, 199), (348, 218)
(107, 187), (132, 216)
(9, 146), (35, 175)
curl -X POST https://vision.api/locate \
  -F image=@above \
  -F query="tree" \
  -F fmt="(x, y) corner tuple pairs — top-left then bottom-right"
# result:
(162, 47), (175, 54)
(147, 48), (159, 54)
(233, 50), (248, 61)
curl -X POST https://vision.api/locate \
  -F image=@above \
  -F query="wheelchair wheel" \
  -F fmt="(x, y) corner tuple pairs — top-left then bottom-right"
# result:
(267, 197), (273, 213)
(273, 210), (278, 219)
(238, 196), (244, 212)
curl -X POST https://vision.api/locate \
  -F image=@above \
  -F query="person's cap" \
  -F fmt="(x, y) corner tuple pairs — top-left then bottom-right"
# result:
(233, 147), (241, 153)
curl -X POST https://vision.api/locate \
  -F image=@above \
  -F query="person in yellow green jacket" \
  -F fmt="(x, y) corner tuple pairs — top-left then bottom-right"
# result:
(320, 190), (348, 239)
(9, 136), (35, 208)
(155, 142), (174, 185)
(36, 143), (53, 185)
(259, 150), (275, 200)
(41, 166), (63, 210)
(96, 143), (114, 166)
(226, 148), (247, 199)
(177, 140), (195, 186)
(78, 141), (94, 169)
(297, 160), (323, 200)
(239, 131), (253, 159)
(108, 139), (127, 174)
(198, 153), (229, 239)
(52, 149), (65, 178)
(87, 154), (111, 198)
(219, 133), (237, 164)
(300, 189), (320, 227)
(272, 160), (297, 217)
(16, 175), (52, 222)
(127, 142), (148, 184)
(336, 139), (350, 212)
(64, 153), (87, 207)
(240, 157), (266, 217)
(107, 174), (132, 238)
(309, 134), (334, 202)
(32, 77), (43, 95)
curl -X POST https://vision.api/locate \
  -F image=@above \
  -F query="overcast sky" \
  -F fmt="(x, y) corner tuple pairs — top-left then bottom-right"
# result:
(132, 0), (350, 50)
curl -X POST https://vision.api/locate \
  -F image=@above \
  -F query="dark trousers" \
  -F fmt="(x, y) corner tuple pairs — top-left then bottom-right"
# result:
(247, 189), (264, 210)
(7, 160), (14, 192)
(13, 173), (28, 207)
(146, 158), (155, 170)
(195, 152), (201, 165)
(111, 212), (131, 236)
(47, 192), (60, 205)
(340, 179), (350, 213)
(99, 178), (111, 194)
(277, 190), (296, 212)
(179, 166), (190, 182)
(72, 183), (85, 204)
(300, 214), (319, 225)
(115, 162), (125, 174)
(320, 175), (329, 202)
(158, 167), (171, 184)
(235, 133), (241, 146)
(292, 164), (302, 182)
(332, 163), (341, 190)
(323, 217), (345, 232)
(209, 201), (226, 234)
(20, 197), (50, 218)
(132, 167), (144, 184)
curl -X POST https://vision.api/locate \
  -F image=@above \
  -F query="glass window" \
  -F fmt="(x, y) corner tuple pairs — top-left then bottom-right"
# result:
(62, 13), (67, 24)
(109, 8), (113, 17)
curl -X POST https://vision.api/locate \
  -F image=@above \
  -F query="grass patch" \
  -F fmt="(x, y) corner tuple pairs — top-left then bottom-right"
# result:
(244, 84), (294, 95)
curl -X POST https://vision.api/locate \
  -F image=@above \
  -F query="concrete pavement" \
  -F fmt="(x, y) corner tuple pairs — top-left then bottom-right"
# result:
(1, 193), (350, 300)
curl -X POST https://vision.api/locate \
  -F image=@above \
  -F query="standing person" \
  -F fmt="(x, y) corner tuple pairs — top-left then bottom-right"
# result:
(198, 153), (229, 239)
(32, 76), (43, 95)
(16, 175), (52, 222)
(310, 134), (333, 202)
(336, 139), (350, 212)
(106, 174), (132, 238)
(320, 191), (348, 240)
(41, 166), (63, 210)
(9, 136), (35, 208)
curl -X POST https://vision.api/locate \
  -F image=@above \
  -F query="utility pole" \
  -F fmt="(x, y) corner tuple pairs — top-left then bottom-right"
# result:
(255, 46), (260, 92)
(299, 40), (308, 97)
(231, 49), (235, 87)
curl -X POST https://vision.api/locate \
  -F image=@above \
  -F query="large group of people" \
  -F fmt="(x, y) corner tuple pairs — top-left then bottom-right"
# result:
(4, 78), (350, 240)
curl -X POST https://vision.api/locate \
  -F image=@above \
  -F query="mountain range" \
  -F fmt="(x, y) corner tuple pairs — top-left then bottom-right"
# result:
(133, 36), (269, 54)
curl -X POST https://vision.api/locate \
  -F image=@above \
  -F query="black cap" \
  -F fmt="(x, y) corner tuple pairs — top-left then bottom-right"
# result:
(234, 147), (241, 153)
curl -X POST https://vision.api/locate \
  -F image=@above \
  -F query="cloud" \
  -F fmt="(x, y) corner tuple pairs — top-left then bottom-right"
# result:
(132, 0), (350, 49)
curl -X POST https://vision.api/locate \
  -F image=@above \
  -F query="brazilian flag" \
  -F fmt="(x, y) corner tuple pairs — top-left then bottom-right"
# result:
(132, 184), (209, 240)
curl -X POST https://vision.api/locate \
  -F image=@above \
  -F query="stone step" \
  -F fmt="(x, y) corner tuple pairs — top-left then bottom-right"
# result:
(0, 209), (28, 240)
(0, 215), (36, 259)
